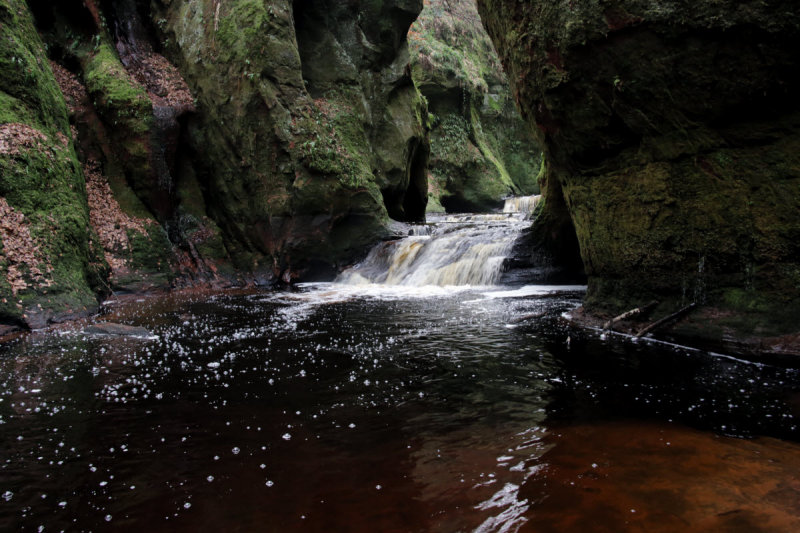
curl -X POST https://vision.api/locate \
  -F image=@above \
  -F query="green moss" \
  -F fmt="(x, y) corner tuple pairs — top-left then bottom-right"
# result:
(0, 0), (70, 134)
(478, 0), (800, 347)
(83, 43), (152, 133)
(0, 0), (106, 325)
(426, 192), (446, 214)
(0, 91), (37, 127)
(148, 0), (427, 273)
(410, 0), (541, 211)
(722, 288), (771, 314)
(408, 0), (502, 94)
(427, 103), (526, 211)
(127, 225), (173, 275)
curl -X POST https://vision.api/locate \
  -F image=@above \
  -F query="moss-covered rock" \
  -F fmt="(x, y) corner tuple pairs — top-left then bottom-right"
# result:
(150, 0), (430, 276)
(31, 0), (232, 289)
(409, 0), (540, 212)
(3, 0), (431, 326)
(478, 0), (800, 351)
(0, 0), (105, 329)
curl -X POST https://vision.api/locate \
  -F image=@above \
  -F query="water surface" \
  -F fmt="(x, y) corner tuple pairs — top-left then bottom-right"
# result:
(1, 283), (798, 532)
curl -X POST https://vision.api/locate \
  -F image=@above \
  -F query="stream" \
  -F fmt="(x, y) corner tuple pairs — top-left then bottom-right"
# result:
(1, 202), (799, 532)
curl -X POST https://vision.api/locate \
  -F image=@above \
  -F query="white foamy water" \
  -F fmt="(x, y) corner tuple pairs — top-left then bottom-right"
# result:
(338, 208), (533, 288)
(503, 195), (541, 216)
(482, 285), (587, 299)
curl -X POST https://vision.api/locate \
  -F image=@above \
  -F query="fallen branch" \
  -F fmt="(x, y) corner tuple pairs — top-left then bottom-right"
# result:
(636, 303), (697, 338)
(603, 300), (659, 331)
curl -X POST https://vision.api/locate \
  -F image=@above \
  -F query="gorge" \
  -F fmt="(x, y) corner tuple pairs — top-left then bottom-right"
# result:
(2, 0), (797, 358)
(2, 0), (800, 531)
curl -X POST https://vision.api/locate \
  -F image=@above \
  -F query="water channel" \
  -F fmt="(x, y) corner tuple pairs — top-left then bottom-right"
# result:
(1, 202), (799, 532)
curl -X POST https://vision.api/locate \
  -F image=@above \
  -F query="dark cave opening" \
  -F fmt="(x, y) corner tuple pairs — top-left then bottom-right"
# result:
(401, 138), (430, 223)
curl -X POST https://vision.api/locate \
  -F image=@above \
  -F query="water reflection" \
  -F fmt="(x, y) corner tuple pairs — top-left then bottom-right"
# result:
(0, 285), (798, 532)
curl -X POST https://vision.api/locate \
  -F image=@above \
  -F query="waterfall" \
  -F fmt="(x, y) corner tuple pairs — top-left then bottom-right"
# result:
(503, 195), (540, 215)
(338, 205), (534, 287)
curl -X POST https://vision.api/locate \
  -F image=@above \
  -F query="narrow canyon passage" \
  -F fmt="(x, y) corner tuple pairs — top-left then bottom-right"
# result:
(2, 0), (800, 531)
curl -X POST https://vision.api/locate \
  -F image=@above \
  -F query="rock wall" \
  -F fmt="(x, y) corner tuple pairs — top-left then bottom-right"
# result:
(151, 0), (429, 278)
(477, 0), (800, 348)
(0, 0), (106, 330)
(409, 0), (540, 213)
(0, 0), (429, 330)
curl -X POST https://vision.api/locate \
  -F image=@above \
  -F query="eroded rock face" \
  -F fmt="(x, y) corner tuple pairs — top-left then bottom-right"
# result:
(478, 0), (800, 345)
(1, 0), (429, 329)
(151, 0), (429, 276)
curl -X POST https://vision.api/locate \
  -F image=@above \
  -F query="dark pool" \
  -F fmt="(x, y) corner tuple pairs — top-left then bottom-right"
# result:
(1, 284), (799, 532)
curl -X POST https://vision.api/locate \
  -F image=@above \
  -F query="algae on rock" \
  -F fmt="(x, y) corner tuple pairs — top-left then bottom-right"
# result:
(2, 0), (433, 332)
(28, 0), (195, 292)
(151, 0), (430, 277)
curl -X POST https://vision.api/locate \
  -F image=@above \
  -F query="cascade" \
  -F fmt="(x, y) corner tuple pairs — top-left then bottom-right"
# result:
(338, 202), (535, 287)
(503, 194), (540, 215)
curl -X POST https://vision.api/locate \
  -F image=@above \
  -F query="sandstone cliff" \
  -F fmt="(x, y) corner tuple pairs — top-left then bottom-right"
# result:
(478, 0), (800, 350)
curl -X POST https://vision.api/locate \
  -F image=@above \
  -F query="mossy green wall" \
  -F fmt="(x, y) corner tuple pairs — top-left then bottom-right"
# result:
(151, 0), (429, 274)
(0, 0), (105, 328)
(409, 0), (540, 212)
(1, 0), (430, 330)
(478, 0), (800, 344)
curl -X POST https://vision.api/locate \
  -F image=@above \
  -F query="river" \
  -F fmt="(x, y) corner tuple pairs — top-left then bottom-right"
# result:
(1, 203), (799, 532)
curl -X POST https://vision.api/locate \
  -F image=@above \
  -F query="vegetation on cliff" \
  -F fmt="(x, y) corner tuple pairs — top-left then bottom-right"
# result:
(0, 0), (105, 329)
(409, 0), (540, 212)
(150, 0), (429, 277)
(0, 0), (431, 330)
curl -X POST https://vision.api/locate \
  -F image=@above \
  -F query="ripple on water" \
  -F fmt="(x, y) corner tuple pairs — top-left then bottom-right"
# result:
(0, 286), (797, 532)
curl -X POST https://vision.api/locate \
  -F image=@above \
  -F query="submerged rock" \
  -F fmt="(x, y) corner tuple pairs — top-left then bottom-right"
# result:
(84, 322), (151, 338)
(478, 0), (800, 353)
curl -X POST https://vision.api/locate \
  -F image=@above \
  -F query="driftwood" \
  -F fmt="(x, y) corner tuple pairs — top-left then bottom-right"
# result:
(636, 303), (697, 338)
(602, 300), (659, 331)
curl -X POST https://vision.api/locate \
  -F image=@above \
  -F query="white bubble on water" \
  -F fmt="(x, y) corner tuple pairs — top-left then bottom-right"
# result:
(2, 491), (12, 502)
(231, 447), (240, 455)
(282, 433), (291, 441)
